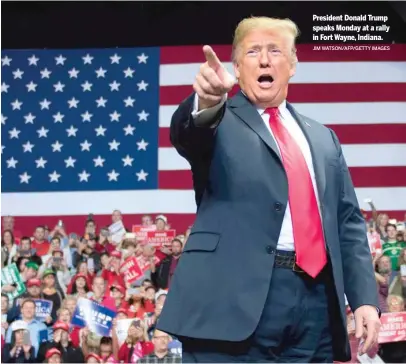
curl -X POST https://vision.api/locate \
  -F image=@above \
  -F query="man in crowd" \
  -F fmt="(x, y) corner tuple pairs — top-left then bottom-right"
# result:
(383, 223), (406, 283)
(31, 226), (51, 257)
(139, 329), (182, 363)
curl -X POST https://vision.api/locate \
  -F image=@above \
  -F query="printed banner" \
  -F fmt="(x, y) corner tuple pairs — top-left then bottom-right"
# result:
(378, 312), (406, 343)
(146, 230), (176, 248)
(132, 225), (157, 243)
(1, 263), (26, 300)
(71, 297), (116, 336)
(115, 318), (135, 346)
(109, 220), (126, 244)
(120, 257), (144, 284)
(34, 299), (53, 321)
(136, 254), (163, 274)
(367, 232), (382, 255)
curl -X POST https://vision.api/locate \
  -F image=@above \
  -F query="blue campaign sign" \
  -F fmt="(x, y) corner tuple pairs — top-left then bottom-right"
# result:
(34, 299), (53, 321)
(71, 298), (116, 337)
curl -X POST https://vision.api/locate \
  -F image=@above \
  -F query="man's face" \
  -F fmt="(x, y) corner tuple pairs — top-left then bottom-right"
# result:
(112, 210), (122, 223)
(34, 227), (45, 241)
(2, 216), (14, 230)
(387, 226), (397, 239)
(92, 277), (105, 297)
(51, 238), (61, 250)
(233, 28), (296, 109)
(21, 301), (36, 320)
(20, 239), (31, 251)
(171, 241), (183, 256)
(145, 287), (155, 301)
(28, 285), (41, 298)
(152, 330), (170, 351)
(378, 256), (391, 274)
(155, 219), (166, 231)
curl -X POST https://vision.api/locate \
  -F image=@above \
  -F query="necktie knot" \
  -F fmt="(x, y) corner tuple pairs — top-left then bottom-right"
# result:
(265, 107), (280, 123)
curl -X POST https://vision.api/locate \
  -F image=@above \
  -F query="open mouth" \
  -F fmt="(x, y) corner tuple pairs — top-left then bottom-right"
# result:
(257, 75), (274, 88)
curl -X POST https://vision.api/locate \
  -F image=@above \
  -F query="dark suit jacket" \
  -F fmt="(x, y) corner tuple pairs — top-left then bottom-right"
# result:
(151, 255), (173, 290)
(156, 91), (379, 361)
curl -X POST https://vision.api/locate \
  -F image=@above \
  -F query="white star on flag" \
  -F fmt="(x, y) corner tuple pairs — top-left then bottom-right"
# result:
(123, 124), (135, 136)
(6, 157), (18, 168)
(109, 81), (120, 91)
(67, 98), (79, 108)
(1, 114), (8, 125)
(24, 113), (36, 124)
(28, 55), (39, 66)
(11, 99), (23, 110)
(137, 139), (149, 151)
(49, 171), (61, 182)
(81, 81), (92, 92)
(95, 125), (107, 136)
(108, 169), (120, 181)
(37, 126), (49, 138)
(2, 56), (12, 66)
(64, 157), (76, 168)
(53, 112), (64, 123)
(96, 97), (108, 107)
(137, 110), (149, 121)
(22, 141), (35, 153)
(137, 53), (148, 64)
(81, 111), (93, 122)
(51, 141), (63, 152)
(53, 82), (65, 92)
(136, 169), (148, 181)
(82, 54), (94, 64)
(39, 99), (51, 110)
(123, 67), (135, 78)
(124, 96), (135, 107)
(122, 155), (134, 167)
(95, 67), (107, 78)
(9, 128), (21, 139)
(79, 170), (91, 182)
(19, 172), (31, 184)
(26, 81), (38, 92)
(80, 140), (92, 151)
(55, 55), (67, 65)
(1, 82), (10, 93)
(66, 125), (78, 137)
(12, 69), (24, 79)
(68, 68), (79, 78)
(109, 139), (120, 151)
(35, 157), (47, 168)
(109, 111), (121, 122)
(1, 145), (5, 154)
(40, 68), (52, 78)
(137, 80), (148, 91)
(110, 54), (121, 64)
(93, 156), (105, 167)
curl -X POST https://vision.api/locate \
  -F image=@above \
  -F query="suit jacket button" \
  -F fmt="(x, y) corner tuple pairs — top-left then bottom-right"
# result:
(266, 246), (275, 254)
(274, 202), (282, 211)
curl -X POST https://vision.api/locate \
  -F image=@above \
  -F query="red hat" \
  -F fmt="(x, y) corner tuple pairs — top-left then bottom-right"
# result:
(111, 250), (122, 259)
(52, 320), (69, 332)
(27, 278), (41, 287)
(86, 353), (102, 363)
(75, 273), (88, 280)
(52, 249), (64, 256)
(110, 284), (125, 295)
(117, 308), (128, 315)
(45, 348), (61, 359)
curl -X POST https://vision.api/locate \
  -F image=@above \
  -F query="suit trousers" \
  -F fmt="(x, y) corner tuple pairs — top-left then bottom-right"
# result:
(181, 250), (335, 363)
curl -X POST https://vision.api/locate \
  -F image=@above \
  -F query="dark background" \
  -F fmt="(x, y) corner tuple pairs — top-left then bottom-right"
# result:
(2, 1), (406, 49)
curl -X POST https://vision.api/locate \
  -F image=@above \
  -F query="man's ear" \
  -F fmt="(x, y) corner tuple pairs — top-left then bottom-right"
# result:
(289, 62), (296, 78)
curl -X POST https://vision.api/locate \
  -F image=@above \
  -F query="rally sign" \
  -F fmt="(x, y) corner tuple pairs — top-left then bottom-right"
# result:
(71, 298), (117, 336)
(136, 254), (163, 273)
(34, 299), (53, 321)
(120, 257), (144, 284)
(146, 230), (176, 248)
(378, 312), (406, 343)
(1, 263), (26, 300)
(132, 225), (157, 243)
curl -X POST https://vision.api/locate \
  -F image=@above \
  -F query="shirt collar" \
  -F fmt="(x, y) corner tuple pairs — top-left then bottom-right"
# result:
(240, 89), (287, 116)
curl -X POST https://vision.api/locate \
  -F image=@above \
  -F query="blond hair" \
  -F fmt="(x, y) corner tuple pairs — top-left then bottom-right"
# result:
(232, 16), (299, 64)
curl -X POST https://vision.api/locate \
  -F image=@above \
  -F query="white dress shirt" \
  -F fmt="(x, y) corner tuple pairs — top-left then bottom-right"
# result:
(192, 93), (322, 251)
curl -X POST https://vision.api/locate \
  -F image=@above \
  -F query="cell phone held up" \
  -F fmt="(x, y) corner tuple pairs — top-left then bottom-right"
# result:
(23, 330), (31, 346)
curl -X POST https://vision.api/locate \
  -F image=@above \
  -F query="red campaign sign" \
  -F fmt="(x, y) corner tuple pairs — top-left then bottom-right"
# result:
(119, 257), (143, 284)
(378, 312), (406, 344)
(136, 255), (163, 274)
(146, 230), (176, 248)
(132, 225), (156, 243)
(368, 232), (382, 256)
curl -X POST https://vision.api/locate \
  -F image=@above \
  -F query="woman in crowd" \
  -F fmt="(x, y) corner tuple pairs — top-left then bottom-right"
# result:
(1, 320), (35, 363)
(376, 213), (389, 240)
(67, 274), (91, 299)
(1, 230), (17, 267)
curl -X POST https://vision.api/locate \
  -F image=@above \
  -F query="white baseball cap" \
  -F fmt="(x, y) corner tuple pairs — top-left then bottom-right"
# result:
(11, 320), (28, 332)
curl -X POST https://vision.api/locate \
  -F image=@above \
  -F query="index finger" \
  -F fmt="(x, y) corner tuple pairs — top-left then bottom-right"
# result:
(203, 45), (222, 70)
(359, 321), (377, 354)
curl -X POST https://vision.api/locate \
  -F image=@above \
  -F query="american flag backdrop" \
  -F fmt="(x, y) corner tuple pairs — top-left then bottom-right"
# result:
(1, 45), (406, 235)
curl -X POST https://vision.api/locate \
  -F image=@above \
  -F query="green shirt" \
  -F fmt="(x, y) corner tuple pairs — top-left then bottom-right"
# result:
(382, 240), (406, 270)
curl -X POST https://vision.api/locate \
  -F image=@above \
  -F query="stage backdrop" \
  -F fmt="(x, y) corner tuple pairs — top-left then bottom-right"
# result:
(1, 44), (406, 235)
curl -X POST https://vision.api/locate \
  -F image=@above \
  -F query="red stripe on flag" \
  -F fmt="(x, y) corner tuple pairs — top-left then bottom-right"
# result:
(159, 125), (406, 148)
(158, 167), (406, 189)
(160, 83), (406, 105)
(160, 44), (406, 64)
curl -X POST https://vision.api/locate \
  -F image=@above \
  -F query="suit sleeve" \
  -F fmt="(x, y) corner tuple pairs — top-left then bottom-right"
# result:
(330, 129), (380, 314)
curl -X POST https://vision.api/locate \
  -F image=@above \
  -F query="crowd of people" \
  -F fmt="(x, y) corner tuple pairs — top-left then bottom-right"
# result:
(1, 206), (405, 363)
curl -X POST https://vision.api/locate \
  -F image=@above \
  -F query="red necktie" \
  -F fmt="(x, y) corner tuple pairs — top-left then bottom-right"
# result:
(265, 107), (327, 278)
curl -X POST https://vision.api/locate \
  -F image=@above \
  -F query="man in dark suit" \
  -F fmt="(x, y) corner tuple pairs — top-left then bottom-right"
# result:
(157, 16), (381, 362)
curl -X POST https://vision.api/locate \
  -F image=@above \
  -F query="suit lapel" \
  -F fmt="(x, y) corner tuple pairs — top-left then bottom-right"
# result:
(228, 91), (282, 161)
(286, 102), (327, 201)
